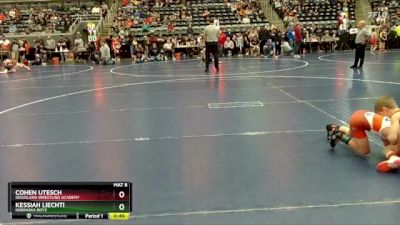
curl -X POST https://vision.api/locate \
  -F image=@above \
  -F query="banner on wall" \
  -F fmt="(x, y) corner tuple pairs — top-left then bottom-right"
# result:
(87, 22), (97, 42)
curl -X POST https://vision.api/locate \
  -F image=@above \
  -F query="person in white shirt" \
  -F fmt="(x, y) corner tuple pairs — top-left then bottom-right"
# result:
(351, 20), (370, 69)
(204, 17), (220, 72)
(242, 16), (250, 24)
(9, 9), (16, 19)
(0, 35), (11, 50)
(46, 36), (56, 59)
(274, 1), (281, 9)
(339, 15), (347, 31)
(282, 41), (293, 55)
(101, 2), (108, 11)
(223, 37), (234, 56)
(92, 6), (101, 14)
(74, 35), (84, 50)
(99, 41), (112, 64)
(119, 29), (127, 38)
(229, 2), (237, 12)
(236, 33), (244, 55)
(163, 38), (173, 60)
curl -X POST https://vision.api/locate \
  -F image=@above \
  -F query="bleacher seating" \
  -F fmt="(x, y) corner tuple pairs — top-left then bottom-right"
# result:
(298, 2), (355, 25)
(273, 0), (356, 28)
(116, 0), (268, 37)
(0, 1), (103, 35)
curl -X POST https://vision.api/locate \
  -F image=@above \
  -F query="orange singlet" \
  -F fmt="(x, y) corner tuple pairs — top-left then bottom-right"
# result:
(349, 110), (391, 139)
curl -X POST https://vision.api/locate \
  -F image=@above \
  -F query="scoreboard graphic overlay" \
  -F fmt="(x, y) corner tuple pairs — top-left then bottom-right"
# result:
(8, 182), (132, 220)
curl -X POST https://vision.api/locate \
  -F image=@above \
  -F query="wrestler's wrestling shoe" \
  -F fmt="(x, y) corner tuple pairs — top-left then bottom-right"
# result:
(376, 157), (400, 173)
(326, 124), (341, 148)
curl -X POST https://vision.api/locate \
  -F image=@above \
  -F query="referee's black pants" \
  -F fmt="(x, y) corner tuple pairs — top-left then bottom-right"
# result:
(352, 43), (366, 67)
(205, 42), (219, 71)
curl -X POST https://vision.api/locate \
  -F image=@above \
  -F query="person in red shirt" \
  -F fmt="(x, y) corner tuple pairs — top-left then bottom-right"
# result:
(149, 33), (158, 46)
(144, 16), (153, 25)
(126, 19), (133, 29)
(0, 13), (5, 23)
(24, 40), (30, 55)
(294, 23), (303, 58)
(167, 22), (175, 33)
(218, 30), (226, 56)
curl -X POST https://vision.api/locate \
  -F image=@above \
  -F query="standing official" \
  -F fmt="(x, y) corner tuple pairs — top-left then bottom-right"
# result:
(204, 18), (220, 72)
(293, 23), (303, 59)
(351, 20), (369, 69)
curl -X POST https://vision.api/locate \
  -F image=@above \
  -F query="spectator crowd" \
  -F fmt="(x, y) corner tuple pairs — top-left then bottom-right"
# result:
(0, 0), (400, 68)
(0, 1), (109, 35)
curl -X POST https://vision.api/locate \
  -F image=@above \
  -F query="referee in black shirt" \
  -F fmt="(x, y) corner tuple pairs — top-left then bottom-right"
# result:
(204, 18), (220, 72)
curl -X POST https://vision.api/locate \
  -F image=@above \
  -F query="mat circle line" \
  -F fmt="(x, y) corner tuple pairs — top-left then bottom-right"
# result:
(110, 58), (309, 77)
(318, 50), (400, 64)
(0, 65), (94, 83)
(0, 74), (399, 115)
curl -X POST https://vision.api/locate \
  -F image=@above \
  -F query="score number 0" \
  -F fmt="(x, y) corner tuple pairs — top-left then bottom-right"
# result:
(109, 188), (130, 220)
(118, 191), (125, 211)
